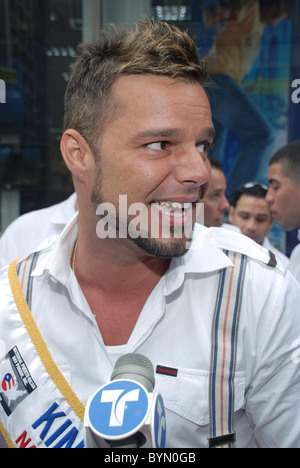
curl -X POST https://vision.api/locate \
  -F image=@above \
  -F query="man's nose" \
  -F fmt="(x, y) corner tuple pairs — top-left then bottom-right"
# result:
(221, 196), (230, 213)
(174, 147), (210, 188)
(245, 219), (257, 233)
(266, 189), (274, 204)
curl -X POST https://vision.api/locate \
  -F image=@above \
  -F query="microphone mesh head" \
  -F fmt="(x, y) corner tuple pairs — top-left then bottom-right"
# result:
(114, 353), (154, 372)
(111, 353), (155, 392)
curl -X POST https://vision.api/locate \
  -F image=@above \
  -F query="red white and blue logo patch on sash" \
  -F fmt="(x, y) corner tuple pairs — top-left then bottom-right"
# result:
(1, 374), (15, 392)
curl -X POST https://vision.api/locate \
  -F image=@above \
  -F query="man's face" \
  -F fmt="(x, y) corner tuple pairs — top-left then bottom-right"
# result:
(267, 162), (300, 231)
(91, 74), (213, 258)
(203, 167), (230, 227)
(229, 195), (273, 246)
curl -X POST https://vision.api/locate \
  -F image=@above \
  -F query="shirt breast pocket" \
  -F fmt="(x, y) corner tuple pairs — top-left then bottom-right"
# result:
(155, 368), (246, 426)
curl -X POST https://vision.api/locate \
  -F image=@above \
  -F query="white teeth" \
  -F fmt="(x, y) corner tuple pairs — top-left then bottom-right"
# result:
(153, 201), (185, 209)
(171, 202), (184, 210)
(150, 201), (192, 217)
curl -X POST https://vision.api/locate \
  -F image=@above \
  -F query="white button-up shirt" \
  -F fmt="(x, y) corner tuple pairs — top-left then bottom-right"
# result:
(5, 214), (300, 448)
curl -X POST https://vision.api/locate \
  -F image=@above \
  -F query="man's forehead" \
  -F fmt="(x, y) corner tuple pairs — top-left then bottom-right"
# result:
(269, 161), (287, 178)
(111, 74), (214, 135)
(113, 74), (210, 105)
(237, 194), (270, 211)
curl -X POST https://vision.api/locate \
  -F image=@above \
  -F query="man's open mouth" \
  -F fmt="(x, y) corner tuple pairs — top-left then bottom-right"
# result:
(150, 201), (192, 217)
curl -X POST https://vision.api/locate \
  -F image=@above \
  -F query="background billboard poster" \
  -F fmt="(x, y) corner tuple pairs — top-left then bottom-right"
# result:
(190, 0), (296, 253)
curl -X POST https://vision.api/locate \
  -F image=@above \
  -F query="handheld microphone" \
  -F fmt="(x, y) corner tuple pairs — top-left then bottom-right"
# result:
(84, 353), (166, 448)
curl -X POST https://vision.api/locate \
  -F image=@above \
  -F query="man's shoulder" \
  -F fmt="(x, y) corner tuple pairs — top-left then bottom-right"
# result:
(196, 224), (284, 273)
(3, 204), (59, 232)
(1, 193), (76, 236)
(291, 242), (300, 260)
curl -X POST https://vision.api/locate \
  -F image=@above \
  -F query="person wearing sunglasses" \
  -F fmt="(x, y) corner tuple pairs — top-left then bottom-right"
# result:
(229, 181), (289, 268)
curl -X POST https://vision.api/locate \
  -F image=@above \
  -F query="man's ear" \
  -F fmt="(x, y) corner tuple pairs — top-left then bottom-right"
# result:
(60, 129), (93, 180)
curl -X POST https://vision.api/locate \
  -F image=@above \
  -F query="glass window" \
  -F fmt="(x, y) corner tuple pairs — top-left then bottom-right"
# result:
(0, 0), (82, 232)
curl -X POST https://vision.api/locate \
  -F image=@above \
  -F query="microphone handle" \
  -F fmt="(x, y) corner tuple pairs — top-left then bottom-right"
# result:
(110, 435), (137, 449)
(110, 432), (146, 449)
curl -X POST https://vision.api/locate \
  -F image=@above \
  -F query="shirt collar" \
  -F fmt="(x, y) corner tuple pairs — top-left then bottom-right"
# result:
(32, 212), (78, 284)
(32, 218), (232, 293)
(164, 223), (233, 295)
(49, 192), (77, 225)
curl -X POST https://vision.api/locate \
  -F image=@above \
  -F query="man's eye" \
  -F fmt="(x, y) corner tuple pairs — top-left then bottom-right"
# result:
(196, 142), (210, 153)
(147, 141), (168, 151)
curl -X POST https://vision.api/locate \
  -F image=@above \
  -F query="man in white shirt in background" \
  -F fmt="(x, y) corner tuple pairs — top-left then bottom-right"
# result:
(229, 181), (289, 268)
(267, 139), (300, 283)
(0, 20), (300, 449)
(0, 193), (77, 268)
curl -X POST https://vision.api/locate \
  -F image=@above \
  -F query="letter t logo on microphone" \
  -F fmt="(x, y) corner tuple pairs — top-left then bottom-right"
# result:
(100, 388), (140, 427)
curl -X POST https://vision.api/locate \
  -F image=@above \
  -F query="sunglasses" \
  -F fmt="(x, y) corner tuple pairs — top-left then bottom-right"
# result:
(241, 181), (269, 191)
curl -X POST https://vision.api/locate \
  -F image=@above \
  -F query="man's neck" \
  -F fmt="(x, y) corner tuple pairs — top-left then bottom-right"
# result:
(73, 230), (170, 293)
(72, 232), (170, 346)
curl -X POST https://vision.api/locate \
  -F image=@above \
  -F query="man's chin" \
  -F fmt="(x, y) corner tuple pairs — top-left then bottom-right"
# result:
(132, 232), (194, 259)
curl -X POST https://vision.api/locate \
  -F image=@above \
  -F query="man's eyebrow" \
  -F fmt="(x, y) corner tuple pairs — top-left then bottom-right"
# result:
(204, 127), (216, 140)
(135, 126), (215, 140)
(238, 209), (269, 218)
(237, 210), (251, 216)
(135, 128), (183, 140)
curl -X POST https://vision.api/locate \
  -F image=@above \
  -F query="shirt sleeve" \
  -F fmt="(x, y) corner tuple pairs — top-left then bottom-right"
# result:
(245, 270), (300, 447)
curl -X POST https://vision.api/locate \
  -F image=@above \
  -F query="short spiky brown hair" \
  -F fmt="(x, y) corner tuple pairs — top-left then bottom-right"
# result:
(63, 18), (210, 155)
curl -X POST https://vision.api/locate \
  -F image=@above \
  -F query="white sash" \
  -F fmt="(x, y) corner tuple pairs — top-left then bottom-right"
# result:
(0, 260), (85, 448)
